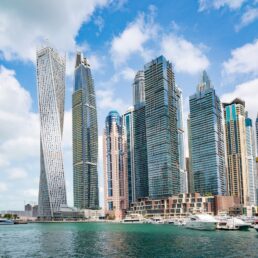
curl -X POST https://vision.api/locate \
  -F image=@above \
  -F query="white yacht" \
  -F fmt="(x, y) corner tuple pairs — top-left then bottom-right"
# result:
(0, 219), (14, 225)
(123, 214), (144, 223)
(217, 218), (250, 231)
(185, 214), (217, 230)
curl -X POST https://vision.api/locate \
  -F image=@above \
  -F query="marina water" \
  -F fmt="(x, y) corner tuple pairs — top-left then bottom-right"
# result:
(0, 223), (257, 257)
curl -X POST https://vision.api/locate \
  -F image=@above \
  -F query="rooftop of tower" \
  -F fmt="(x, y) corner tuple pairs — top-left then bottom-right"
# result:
(108, 110), (120, 117)
(222, 98), (245, 108)
(75, 52), (90, 68)
(196, 70), (213, 93)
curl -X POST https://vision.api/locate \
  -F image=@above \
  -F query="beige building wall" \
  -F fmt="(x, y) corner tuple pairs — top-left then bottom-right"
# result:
(103, 116), (128, 220)
(224, 100), (249, 205)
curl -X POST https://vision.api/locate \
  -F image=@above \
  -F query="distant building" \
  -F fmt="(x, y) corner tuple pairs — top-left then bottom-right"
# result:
(103, 111), (128, 220)
(245, 116), (256, 205)
(24, 204), (32, 217)
(37, 45), (67, 218)
(32, 205), (38, 218)
(53, 205), (85, 221)
(223, 99), (249, 205)
(73, 52), (99, 210)
(144, 56), (180, 199)
(189, 71), (227, 196)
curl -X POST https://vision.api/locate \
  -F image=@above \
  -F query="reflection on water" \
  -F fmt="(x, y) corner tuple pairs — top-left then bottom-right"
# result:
(0, 223), (257, 257)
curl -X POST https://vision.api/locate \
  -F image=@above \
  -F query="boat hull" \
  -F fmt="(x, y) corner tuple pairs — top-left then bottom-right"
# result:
(185, 221), (217, 231)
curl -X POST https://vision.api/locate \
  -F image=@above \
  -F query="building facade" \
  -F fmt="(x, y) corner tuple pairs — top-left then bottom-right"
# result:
(133, 70), (145, 108)
(256, 114), (258, 156)
(175, 86), (187, 193)
(245, 116), (256, 205)
(103, 111), (128, 220)
(189, 71), (227, 196)
(132, 71), (149, 200)
(37, 46), (67, 218)
(144, 56), (180, 199)
(223, 99), (249, 205)
(73, 52), (99, 209)
(187, 116), (194, 193)
(123, 107), (135, 205)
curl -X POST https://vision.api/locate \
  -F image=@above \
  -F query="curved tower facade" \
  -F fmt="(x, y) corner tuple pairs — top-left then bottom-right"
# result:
(37, 46), (67, 218)
(73, 52), (99, 209)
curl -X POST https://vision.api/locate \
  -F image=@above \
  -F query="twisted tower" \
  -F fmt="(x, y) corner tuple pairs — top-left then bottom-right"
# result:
(37, 46), (67, 218)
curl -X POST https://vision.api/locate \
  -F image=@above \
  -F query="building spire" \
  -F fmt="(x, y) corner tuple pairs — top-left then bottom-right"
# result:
(197, 70), (212, 93)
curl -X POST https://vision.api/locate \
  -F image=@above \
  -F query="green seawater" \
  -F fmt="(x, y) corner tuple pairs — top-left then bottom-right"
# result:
(0, 223), (257, 257)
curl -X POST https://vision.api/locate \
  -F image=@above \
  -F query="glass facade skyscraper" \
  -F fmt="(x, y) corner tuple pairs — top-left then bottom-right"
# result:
(175, 86), (187, 193)
(133, 71), (145, 108)
(256, 114), (258, 155)
(123, 107), (135, 204)
(132, 71), (149, 199)
(245, 116), (256, 205)
(37, 46), (67, 218)
(72, 52), (99, 209)
(144, 56), (180, 199)
(103, 111), (128, 220)
(189, 71), (227, 196)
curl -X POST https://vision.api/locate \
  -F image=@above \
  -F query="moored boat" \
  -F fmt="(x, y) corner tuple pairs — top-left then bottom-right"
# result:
(185, 214), (217, 231)
(123, 214), (144, 223)
(0, 219), (14, 225)
(217, 218), (250, 231)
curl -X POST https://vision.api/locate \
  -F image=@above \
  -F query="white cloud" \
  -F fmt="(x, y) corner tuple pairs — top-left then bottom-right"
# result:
(23, 188), (38, 198)
(0, 66), (73, 208)
(199, 0), (246, 11)
(0, 0), (109, 61)
(96, 89), (128, 114)
(0, 182), (8, 193)
(221, 78), (258, 121)
(161, 34), (210, 74)
(235, 8), (258, 31)
(8, 168), (28, 180)
(110, 7), (158, 66)
(94, 16), (105, 33)
(120, 67), (136, 81)
(223, 39), (258, 75)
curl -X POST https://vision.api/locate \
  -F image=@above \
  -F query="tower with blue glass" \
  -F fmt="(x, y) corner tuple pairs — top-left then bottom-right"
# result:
(73, 52), (99, 209)
(189, 71), (227, 196)
(144, 56), (180, 199)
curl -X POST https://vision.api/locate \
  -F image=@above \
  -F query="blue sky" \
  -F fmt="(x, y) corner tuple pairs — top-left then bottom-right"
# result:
(0, 0), (258, 210)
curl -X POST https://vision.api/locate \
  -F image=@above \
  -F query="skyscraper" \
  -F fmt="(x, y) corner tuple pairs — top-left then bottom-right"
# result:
(133, 71), (145, 108)
(245, 115), (256, 205)
(223, 99), (249, 204)
(122, 107), (135, 205)
(132, 71), (149, 199)
(187, 115), (194, 193)
(189, 71), (227, 196)
(175, 85), (187, 193)
(103, 111), (128, 220)
(37, 46), (67, 218)
(73, 52), (99, 209)
(144, 56), (180, 199)
(256, 114), (258, 155)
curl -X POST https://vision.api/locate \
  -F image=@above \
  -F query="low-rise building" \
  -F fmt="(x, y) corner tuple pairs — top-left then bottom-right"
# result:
(129, 193), (240, 217)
